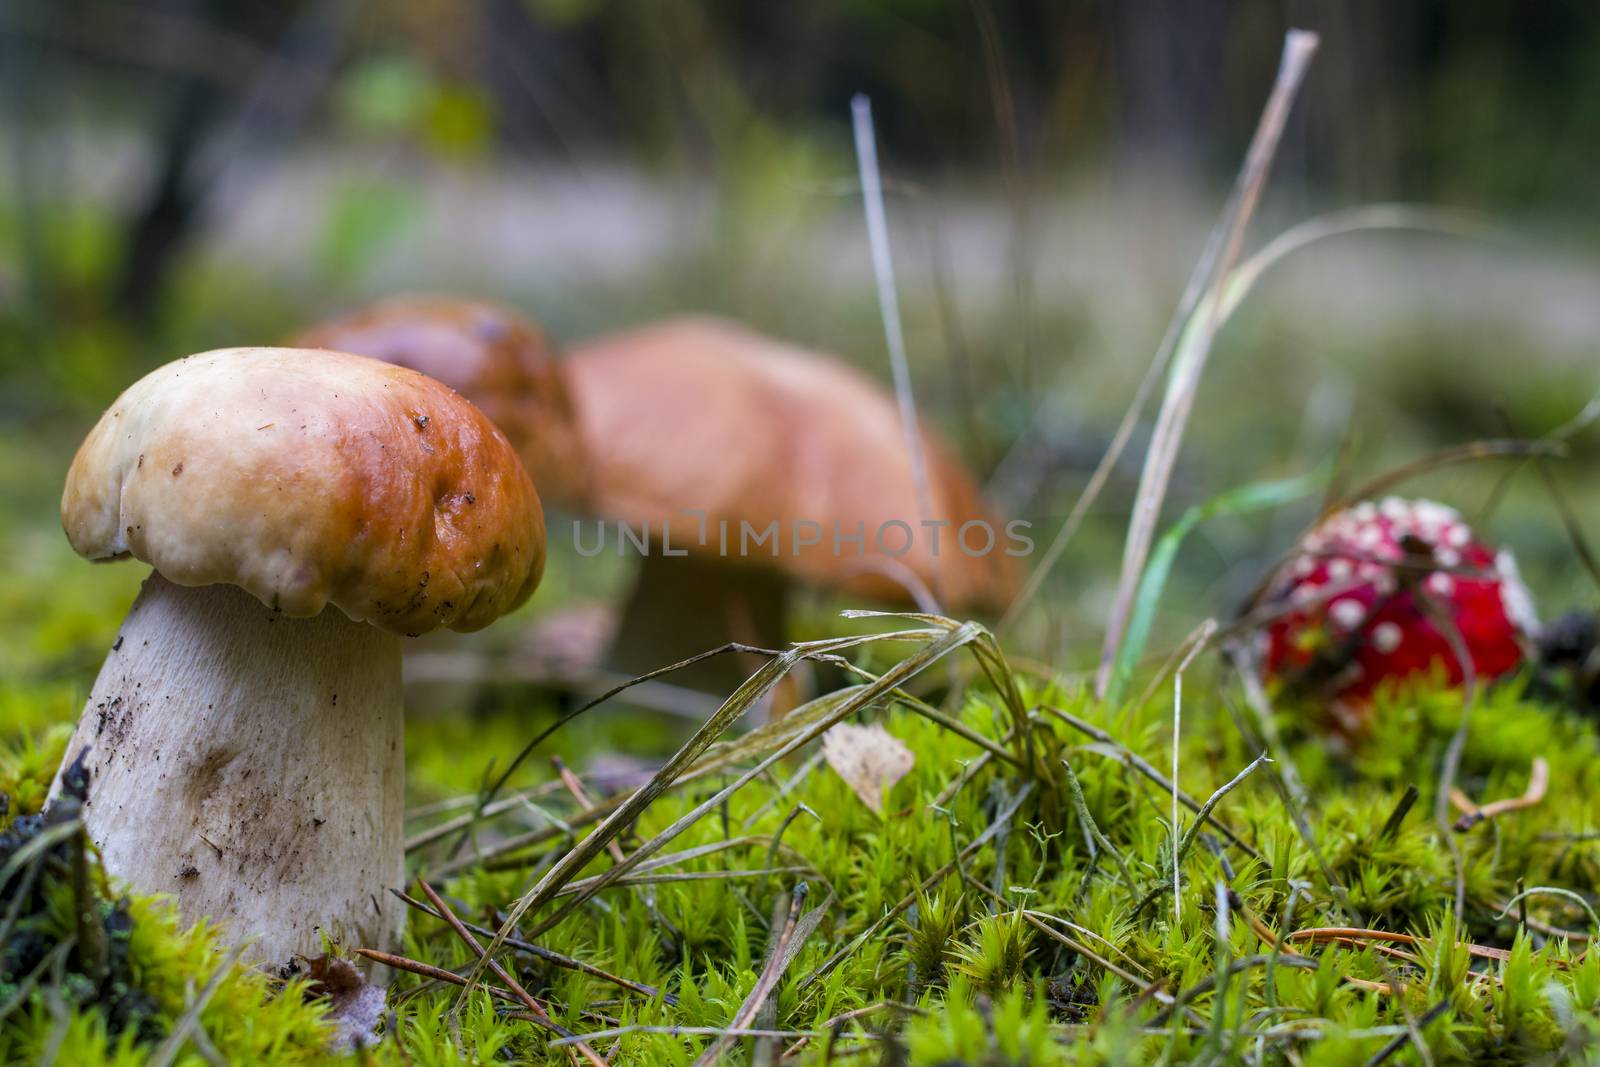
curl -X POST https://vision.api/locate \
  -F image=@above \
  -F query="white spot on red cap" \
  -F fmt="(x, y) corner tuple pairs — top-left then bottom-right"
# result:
(1495, 549), (1540, 638)
(1426, 573), (1454, 597)
(1414, 499), (1460, 526)
(1372, 622), (1403, 653)
(1330, 599), (1365, 629)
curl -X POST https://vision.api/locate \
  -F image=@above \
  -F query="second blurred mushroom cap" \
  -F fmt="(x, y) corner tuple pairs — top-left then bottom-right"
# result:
(565, 316), (1018, 613)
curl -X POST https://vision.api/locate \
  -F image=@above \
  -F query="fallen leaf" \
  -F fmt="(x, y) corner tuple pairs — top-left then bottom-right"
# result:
(303, 954), (386, 1052)
(821, 722), (914, 815)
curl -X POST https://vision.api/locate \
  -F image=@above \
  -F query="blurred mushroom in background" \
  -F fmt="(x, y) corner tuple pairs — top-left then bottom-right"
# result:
(565, 316), (1019, 694)
(298, 300), (1017, 699)
(295, 295), (591, 509)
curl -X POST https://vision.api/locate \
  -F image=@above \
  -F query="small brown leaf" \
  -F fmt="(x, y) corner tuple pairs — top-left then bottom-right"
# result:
(303, 954), (386, 1052)
(821, 722), (915, 815)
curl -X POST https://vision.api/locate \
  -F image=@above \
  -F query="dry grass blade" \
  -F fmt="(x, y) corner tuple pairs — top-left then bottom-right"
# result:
(852, 93), (937, 550)
(390, 888), (672, 1003)
(1451, 757), (1549, 832)
(453, 623), (982, 1010)
(1234, 436), (1568, 621)
(1287, 927), (1523, 965)
(519, 624), (981, 941)
(1096, 29), (1319, 698)
(800, 780), (1034, 989)
(1225, 205), (1491, 307)
(406, 782), (566, 852)
(1367, 1000), (1453, 1067)
(418, 880), (605, 1065)
(1495, 405), (1600, 594)
(449, 646), (817, 990)
(1146, 954), (1325, 1028)
(1415, 588), (1479, 919)
(552, 867), (812, 894)
(1132, 619), (1220, 717)
(0, 939), (76, 1027)
(1058, 756), (1133, 888)
(554, 1026), (829, 1048)
(1041, 704), (1259, 859)
(693, 885), (823, 1066)
(1174, 752), (1270, 869)
(1222, 675), (1361, 927)
(1495, 887), (1600, 938)
(821, 663), (1025, 770)
(439, 640), (795, 861)
(960, 876), (1161, 998)
(0, 818), (81, 892)
(1138, 752), (1272, 916)
(146, 942), (247, 1067)
(353, 948), (522, 1004)
(683, 687), (868, 785)
(1327, 439), (1566, 517)
(429, 678), (911, 880)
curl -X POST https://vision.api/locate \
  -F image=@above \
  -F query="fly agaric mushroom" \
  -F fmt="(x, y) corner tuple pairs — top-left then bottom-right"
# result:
(564, 316), (1017, 691)
(50, 347), (544, 971)
(1258, 496), (1536, 725)
(296, 295), (590, 509)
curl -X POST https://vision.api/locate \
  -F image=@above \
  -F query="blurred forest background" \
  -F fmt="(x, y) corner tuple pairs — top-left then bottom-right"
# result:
(3, 0), (1600, 736)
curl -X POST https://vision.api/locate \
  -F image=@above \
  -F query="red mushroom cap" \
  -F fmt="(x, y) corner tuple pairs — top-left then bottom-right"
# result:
(1260, 497), (1537, 723)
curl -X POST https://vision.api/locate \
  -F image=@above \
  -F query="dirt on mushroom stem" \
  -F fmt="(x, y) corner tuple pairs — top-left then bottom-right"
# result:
(48, 574), (408, 976)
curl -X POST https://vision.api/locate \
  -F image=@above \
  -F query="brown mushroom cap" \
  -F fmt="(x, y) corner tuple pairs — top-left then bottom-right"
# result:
(565, 317), (1017, 611)
(62, 347), (545, 636)
(295, 295), (590, 509)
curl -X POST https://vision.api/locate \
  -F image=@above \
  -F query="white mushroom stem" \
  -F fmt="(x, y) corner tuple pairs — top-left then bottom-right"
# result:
(49, 572), (405, 975)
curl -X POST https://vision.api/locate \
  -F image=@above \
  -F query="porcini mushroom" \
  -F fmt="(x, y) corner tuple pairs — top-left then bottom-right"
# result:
(1258, 496), (1536, 728)
(295, 295), (590, 508)
(564, 316), (1017, 690)
(50, 347), (544, 971)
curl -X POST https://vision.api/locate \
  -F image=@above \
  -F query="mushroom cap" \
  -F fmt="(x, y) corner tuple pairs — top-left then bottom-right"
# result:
(295, 295), (591, 509)
(564, 317), (1017, 611)
(62, 347), (545, 636)
(1259, 497), (1534, 723)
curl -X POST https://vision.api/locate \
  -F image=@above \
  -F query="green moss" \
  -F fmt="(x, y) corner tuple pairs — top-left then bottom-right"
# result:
(4, 658), (1599, 1064)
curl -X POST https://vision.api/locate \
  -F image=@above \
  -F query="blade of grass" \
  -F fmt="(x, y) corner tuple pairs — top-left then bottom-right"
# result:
(852, 94), (936, 550)
(1000, 206), (1481, 637)
(800, 780), (1034, 989)
(521, 624), (981, 940)
(416, 879), (603, 1063)
(693, 885), (823, 1066)
(147, 943), (247, 1067)
(454, 623), (982, 1011)
(1097, 29), (1320, 697)
(390, 888), (672, 1004)
(1105, 461), (1332, 708)
(1041, 704), (1259, 859)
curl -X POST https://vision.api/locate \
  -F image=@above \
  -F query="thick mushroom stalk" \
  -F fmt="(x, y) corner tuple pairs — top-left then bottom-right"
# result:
(52, 576), (405, 971)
